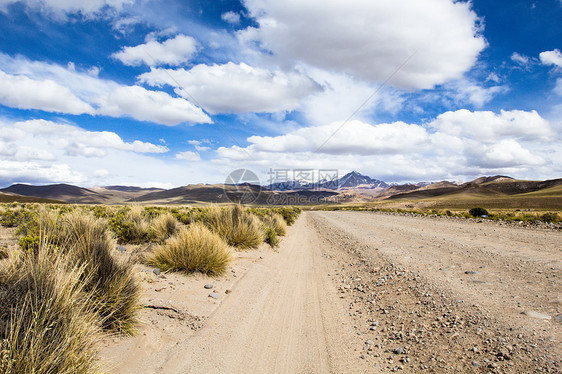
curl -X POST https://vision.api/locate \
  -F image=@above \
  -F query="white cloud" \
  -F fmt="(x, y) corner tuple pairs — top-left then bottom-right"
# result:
(239, 0), (486, 89)
(175, 150), (201, 161)
(187, 139), (210, 151)
(113, 34), (198, 66)
(213, 109), (556, 182)
(0, 160), (87, 185)
(554, 78), (562, 96)
(0, 53), (211, 125)
(430, 109), (554, 142)
(0, 70), (94, 114)
(245, 120), (428, 155)
(1, 119), (169, 159)
(140, 62), (320, 114)
(511, 52), (530, 66)
(539, 49), (562, 68)
(97, 85), (211, 125)
(444, 79), (508, 108)
(221, 11), (240, 24)
(0, 0), (133, 19)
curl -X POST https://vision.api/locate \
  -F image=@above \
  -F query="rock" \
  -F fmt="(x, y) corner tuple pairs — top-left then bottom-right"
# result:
(225, 289), (232, 294)
(204, 284), (214, 289)
(208, 292), (219, 299)
(393, 348), (405, 355)
(554, 314), (562, 323)
(153, 268), (161, 276)
(464, 271), (480, 275)
(472, 361), (480, 367)
(365, 339), (375, 345)
(521, 310), (551, 320)
(116, 245), (126, 252)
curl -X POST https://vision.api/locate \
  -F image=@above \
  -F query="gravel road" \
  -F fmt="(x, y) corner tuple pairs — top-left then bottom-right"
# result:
(108, 211), (561, 373)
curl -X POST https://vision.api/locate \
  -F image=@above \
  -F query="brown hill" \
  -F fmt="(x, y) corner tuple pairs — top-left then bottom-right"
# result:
(0, 184), (107, 204)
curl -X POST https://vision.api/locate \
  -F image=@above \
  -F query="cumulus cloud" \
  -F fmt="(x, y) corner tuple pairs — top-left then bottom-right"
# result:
(213, 109), (555, 182)
(97, 85), (211, 125)
(539, 49), (562, 67)
(175, 150), (201, 161)
(0, 70), (94, 114)
(0, 160), (87, 185)
(0, 53), (211, 125)
(140, 62), (320, 114)
(113, 34), (198, 66)
(221, 11), (240, 24)
(429, 109), (554, 142)
(239, 0), (486, 89)
(1, 119), (169, 159)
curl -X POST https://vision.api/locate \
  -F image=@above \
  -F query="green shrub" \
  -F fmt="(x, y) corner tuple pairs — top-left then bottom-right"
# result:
(540, 212), (560, 223)
(469, 207), (489, 217)
(263, 226), (279, 247)
(0, 250), (100, 374)
(204, 205), (264, 249)
(108, 206), (149, 244)
(146, 223), (232, 276)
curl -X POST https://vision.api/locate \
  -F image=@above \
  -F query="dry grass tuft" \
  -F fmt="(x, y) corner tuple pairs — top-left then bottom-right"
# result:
(261, 213), (288, 237)
(149, 212), (180, 242)
(61, 211), (140, 334)
(204, 205), (264, 249)
(146, 222), (232, 276)
(0, 249), (100, 374)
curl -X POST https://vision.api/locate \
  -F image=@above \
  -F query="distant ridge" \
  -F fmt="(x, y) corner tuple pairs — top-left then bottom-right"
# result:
(268, 171), (388, 191)
(0, 183), (105, 204)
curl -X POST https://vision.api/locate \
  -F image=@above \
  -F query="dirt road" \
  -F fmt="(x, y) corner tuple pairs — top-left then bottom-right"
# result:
(102, 211), (561, 373)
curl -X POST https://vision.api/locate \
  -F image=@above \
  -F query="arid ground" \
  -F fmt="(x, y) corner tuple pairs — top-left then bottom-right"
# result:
(100, 211), (561, 373)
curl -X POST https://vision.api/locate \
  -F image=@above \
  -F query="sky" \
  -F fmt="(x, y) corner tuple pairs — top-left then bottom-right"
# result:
(0, 0), (561, 188)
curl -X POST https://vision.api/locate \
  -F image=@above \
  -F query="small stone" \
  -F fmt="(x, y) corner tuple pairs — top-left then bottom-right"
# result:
(204, 284), (214, 289)
(472, 361), (480, 367)
(464, 271), (480, 275)
(521, 310), (551, 320)
(116, 245), (126, 252)
(208, 292), (219, 299)
(225, 289), (232, 294)
(554, 314), (562, 323)
(153, 268), (161, 276)
(393, 348), (405, 355)
(365, 339), (375, 345)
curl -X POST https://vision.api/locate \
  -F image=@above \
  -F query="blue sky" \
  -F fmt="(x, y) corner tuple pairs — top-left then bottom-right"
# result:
(0, 0), (560, 188)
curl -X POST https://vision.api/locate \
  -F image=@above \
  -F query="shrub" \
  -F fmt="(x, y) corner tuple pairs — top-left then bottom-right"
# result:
(146, 223), (232, 276)
(149, 212), (179, 242)
(262, 226), (279, 247)
(261, 213), (288, 236)
(273, 207), (301, 226)
(204, 205), (264, 249)
(0, 250), (100, 374)
(109, 206), (150, 244)
(62, 212), (140, 334)
(540, 212), (561, 223)
(469, 207), (489, 217)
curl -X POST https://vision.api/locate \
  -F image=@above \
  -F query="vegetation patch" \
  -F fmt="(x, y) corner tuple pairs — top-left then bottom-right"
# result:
(146, 223), (232, 276)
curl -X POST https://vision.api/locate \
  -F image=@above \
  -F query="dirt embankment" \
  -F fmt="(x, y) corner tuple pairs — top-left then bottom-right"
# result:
(99, 211), (561, 373)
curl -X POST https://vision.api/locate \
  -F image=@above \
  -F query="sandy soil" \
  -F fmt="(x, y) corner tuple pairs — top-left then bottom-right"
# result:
(95, 211), (560, 373)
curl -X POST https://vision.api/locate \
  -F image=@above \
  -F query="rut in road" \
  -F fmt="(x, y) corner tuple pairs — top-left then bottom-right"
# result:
(153, 212), (372, 374)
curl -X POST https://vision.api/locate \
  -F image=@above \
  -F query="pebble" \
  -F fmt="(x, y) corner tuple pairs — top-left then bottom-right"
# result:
(554, 314), (562, 323)
(116, 245), (126, 252)
(153, 268), (161, 276)
(521, 311), (551, 320)
(204, 284), (214, 289)
(365, 339), (375, 345)
(393, 348), (405, 355)
(225, 289), (232, 294)
(472, 361), (480, 367)
(208, 292), (219, 299)
(464, 271), (480, 275)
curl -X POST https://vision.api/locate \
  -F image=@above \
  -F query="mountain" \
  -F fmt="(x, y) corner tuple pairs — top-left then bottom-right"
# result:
(0, 183), (107, 204)
(268, 171), (388, 190)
